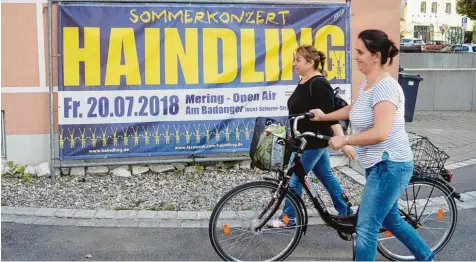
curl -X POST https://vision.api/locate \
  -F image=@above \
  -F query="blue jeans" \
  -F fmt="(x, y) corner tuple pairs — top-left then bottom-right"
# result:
(281, 148), (352, 221)
(355, 152), (435, 261)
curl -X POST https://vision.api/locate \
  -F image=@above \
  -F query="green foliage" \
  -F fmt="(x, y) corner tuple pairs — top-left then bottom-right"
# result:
(5, 161), (32, 183)
(457, 0), (476, 20)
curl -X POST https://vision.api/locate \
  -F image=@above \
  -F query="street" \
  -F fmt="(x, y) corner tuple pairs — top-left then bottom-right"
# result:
(2, 208), (476, 261)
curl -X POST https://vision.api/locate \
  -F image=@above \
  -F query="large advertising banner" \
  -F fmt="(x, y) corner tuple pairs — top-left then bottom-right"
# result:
(57, 2), (351, 160)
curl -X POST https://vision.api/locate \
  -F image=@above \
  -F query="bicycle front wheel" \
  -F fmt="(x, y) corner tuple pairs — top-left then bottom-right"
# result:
(377, 177), (458, 261)
(209, 181), (304, 261)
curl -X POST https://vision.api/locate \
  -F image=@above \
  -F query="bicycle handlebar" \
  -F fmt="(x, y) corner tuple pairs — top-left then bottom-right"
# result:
(290, 113), (331, 143)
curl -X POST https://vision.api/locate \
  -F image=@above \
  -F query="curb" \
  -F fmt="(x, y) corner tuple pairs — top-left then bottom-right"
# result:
(4, 165), (476, 228)
(1, 206), (331, 228)
(337, 166), (476, 210)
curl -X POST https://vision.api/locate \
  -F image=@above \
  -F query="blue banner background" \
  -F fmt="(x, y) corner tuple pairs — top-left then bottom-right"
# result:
(57, 2), (351, 160)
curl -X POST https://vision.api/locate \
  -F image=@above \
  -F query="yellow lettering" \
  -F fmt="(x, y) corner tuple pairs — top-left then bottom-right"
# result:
(207, 11), (219, 23)
(140, 11), (151, 23)
(168, 10), (184, 23)
(130, 9), (139, 23)
(105, 28), (141, 86)
(63, 27), (101, 86)
(145, 28), (160, 85)
(184, 10), (193, 24)
(153, 10), (167, 22)
(265, 29), (280, 82)
(219, 12), (230, 23)
(256, 11), (264, 24)
(230, 11), (244, 23)
(203, 28), (237, 84)
(315, 25), (345, 80)
(278, 10), (290, 25)
(245, 12), (255, 24)
(164, 28), (198, 84)
(265, 12), (278, 25)
(330, 51), (346, 79)
(194, 11), (206, 23)
(280, 28), (312, 81)
(241, 29), (263, 83)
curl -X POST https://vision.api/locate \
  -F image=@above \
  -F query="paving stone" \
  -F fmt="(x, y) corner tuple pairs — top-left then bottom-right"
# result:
(32, 217), (59, 225)
(13, 217), (37, 224)
(117, 219), (139, 227)
(159, 220), (180, 227)
(73, 210), (98, 219)
(137, 220), (160, 228)
(95, 219), (118, 227)
(177, 211), (198, 220)
(3, 207), (40, 216)
(34, 208), (58, 217)
(76, 219), (99, 227)
(156, 211), (177, 219)
(1, 215), (18, 222)
(136, 210), (157, 219)
(52, 218), (78, 226)
(115, 210), (138, 220)
(180, 220), (202, 228)
(54, 209), (77, 218)
(197, 211), (212, 220)
(95, 210), (117, 219)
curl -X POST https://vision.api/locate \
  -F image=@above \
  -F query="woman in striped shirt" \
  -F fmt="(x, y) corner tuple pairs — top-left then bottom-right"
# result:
(309, 29), (435, 261)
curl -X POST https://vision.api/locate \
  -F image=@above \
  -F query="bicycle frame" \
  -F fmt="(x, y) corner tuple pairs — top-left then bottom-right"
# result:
(286, 152), (357, 234)
(252, 113), (422, 236)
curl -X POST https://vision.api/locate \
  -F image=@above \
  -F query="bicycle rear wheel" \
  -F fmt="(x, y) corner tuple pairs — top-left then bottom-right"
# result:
(209, 181), (304, 261)
(377, 177), (458, 261)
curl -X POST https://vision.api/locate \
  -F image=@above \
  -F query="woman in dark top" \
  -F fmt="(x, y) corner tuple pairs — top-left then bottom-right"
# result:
(268, 44), (355, 228)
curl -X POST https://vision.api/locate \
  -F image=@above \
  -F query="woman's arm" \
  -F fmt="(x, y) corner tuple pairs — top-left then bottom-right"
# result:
(346, 101), (396, 146)
(310, 105), (352, 122)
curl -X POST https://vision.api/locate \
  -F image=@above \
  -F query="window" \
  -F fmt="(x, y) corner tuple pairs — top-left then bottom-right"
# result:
(445, 3), (451, 14)
(473, 46), (476, 52)
(432, 2), (438, 13)
(421, 1), (427, 13)
(1, 111), (6, 158)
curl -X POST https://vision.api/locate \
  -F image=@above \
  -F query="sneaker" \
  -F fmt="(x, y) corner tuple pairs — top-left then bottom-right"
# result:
(266, 219), (296, 228)
(266, 219), (287, 228)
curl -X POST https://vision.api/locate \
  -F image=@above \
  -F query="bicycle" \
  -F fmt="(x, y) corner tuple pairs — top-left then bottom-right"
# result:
(209, 113), (458, 261)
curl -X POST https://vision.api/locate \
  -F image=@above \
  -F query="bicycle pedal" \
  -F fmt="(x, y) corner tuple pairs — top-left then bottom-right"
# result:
(337, 231), (352, 241)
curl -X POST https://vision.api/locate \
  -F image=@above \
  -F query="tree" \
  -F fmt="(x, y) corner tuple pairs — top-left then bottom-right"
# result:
(456, 0), (476, 20)
(456, 0), (476, 42)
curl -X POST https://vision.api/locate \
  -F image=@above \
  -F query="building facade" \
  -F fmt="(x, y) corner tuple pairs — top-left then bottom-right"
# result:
(401, 0), (474, 43)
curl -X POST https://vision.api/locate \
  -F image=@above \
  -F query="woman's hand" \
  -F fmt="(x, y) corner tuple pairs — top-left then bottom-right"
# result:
(329, 136), (347, 151)
(309, 109), (325, 121)
(341, 145), (355, 161)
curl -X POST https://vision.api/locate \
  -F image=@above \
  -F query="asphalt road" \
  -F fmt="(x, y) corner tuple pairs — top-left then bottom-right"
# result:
(2, 208), (476, 261)
(451, 164), (476, 194)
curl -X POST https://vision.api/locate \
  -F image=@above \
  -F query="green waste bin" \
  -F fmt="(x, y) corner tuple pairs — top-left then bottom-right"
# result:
(398, 73), (423, 122)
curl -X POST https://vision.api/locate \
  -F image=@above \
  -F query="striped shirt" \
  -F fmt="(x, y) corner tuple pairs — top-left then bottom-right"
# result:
(349, 76), (413, 169)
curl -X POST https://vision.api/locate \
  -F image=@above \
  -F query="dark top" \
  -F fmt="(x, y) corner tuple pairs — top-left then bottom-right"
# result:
(287, 75), (339, 149)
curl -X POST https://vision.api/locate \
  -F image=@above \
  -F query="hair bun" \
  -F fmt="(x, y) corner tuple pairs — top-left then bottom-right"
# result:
(388, 42), (399, 58)
(317, 50), (326, 60)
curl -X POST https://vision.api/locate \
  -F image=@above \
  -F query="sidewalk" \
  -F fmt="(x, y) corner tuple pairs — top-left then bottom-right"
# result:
(2, 111), (476, 228)
(349, 110), (476, 173)
(406, 111), (476, 166)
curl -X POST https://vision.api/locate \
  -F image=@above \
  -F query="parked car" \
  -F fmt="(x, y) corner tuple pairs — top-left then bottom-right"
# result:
(425, 40), (446, 51)
(454, 44), (476, 52)
(400, 38), (426, 52)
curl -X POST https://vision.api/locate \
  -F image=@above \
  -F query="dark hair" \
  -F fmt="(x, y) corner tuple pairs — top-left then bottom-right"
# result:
(295, 45), (328, 78)
(358, 29), (399, 66)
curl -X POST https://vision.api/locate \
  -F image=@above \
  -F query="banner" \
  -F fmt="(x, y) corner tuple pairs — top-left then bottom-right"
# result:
(57, 2), (351, 160)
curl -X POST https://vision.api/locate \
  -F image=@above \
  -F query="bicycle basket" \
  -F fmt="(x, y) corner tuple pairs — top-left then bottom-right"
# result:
(249, 117), (290, 171)
(410, 136), (450, 180)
